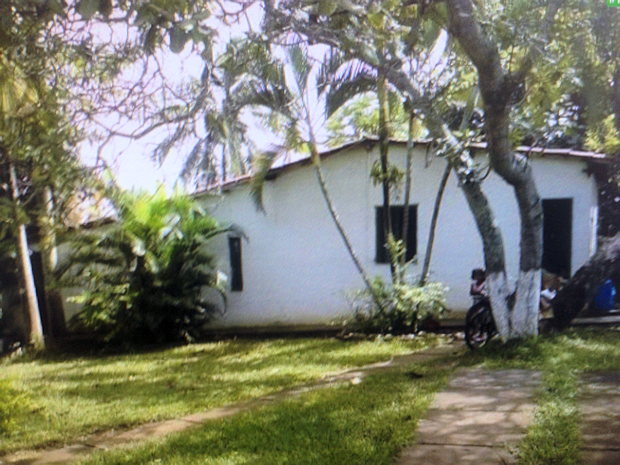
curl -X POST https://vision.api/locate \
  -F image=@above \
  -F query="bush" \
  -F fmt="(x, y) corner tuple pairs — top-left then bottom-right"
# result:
(347, 277), (447, 334)
(0, 377), (29, 433)
(60, 188), (231, 346)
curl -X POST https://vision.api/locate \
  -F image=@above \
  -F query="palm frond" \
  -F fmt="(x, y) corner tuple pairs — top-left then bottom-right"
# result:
(325, 70), (376, 119)
(233, 80), (293, 118)
(180, 140), (207, 180)
(317, 49), (346, 96)
(249, 148), (284, 212)
(288, 44), (311, 94)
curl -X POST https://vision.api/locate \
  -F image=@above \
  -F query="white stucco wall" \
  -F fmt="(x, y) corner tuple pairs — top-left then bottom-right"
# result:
(204, 144), (599, 327)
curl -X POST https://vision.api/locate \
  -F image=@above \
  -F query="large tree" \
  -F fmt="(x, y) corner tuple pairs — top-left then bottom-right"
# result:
(4, 0), (612, 342)
(257, 0), (571, 340)
(0, 1), (100, 348)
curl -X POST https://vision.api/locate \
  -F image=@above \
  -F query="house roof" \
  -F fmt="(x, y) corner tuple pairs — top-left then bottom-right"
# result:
(200, 137), (610, 193)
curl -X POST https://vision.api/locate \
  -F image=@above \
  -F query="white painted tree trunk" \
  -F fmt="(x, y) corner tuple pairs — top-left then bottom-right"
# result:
(487, 270), (541, 340)
(445, 0), (550, 340)
(511, 269), (541, 337)
(485, 271), (512, 339)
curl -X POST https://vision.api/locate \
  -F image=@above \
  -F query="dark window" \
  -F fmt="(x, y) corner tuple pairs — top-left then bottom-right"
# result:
(228, 237), (243, 291)
(542, 198), (572, 278)
(375, 205), (417, 263)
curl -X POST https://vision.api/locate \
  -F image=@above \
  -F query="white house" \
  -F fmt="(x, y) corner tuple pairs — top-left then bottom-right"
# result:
(202, 139), (606, 329)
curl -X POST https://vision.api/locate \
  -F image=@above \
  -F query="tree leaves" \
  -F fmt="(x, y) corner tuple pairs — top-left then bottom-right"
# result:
(59, 188), (229, 346)
(169, 25), (189, 53)
(325, 68), (376, 119)
(288, 45), (311, 96)
(0, 58), (39, 120)
(76, 0), (100, 19)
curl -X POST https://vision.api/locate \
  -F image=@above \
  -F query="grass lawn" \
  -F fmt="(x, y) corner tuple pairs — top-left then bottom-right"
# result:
(75, 328), (620, 465)
(79, 352), (455, 465)
(0, 335), (440, 454)
(4, 329), (619, 465)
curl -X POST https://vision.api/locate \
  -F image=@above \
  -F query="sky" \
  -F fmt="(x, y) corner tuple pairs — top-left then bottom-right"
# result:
(79, 3), (266, 193)
(80, 7), (448, 193)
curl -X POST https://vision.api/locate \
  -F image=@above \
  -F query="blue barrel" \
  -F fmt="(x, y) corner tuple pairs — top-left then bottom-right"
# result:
(594, 279), (617, 312)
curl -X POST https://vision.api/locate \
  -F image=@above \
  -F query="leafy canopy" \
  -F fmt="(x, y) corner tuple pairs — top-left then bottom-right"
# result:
(60, 187), (230, 346)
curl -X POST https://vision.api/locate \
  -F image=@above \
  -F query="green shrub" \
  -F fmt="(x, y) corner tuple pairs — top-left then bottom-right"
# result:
(347, 277), (447, 334)
(347, 237), (447, 334)
(0, 377), (29, 433)
(60, 188), (231, 346)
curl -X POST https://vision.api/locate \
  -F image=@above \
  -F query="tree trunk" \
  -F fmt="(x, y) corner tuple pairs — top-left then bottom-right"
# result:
(484, 107), (543, 338)
(447, 0), (549, 339)
(553, 233), (620, 329)
(9, 161), (45, 349)
(457, 174), (512, 338)
(377, 75), (394, 279)
(510, 177), (543, 336)
(309, 144), (384, 311)
(401, 112), (414, 271)
(38, 187), (66, 339)
(419, 162), (450, 285)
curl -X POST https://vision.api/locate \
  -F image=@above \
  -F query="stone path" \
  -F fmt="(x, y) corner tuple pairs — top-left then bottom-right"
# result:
(579, 371), (620, 465)
(0, 343), (463, 465)
(395, 368), (542, 465)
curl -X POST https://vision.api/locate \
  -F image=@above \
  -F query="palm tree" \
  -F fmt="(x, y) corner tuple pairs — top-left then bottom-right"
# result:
(59, 188), (231, 345)
(320, 50), (437, 283)
(318, 50), (407, 280)
(235, 43), (382, 307)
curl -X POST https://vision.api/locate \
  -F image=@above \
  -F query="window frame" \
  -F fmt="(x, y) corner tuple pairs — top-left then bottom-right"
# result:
(375, 205), (418, 264)
(228, 236), (243, 292)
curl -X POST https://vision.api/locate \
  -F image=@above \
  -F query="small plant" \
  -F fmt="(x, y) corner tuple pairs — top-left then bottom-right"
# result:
(0, 377), (29, 433)
(347, 277), (447, 334)
(346, 236), (447, 334)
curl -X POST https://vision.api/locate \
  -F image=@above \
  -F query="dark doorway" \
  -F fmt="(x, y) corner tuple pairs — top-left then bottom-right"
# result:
(542, 198), (573, 278)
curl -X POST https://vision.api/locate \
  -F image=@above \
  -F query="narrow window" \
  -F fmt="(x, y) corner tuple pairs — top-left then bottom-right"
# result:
(375, 205), (417, 263)
(228, 237), (243, 291)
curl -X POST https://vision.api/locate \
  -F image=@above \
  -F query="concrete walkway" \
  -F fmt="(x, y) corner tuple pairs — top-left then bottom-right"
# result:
(395, 368), (542, 465)
(0, 343), (463, 465)
(579, 371), (620, 465)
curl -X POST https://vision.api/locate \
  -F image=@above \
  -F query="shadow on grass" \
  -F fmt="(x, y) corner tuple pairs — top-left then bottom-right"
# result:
(1, 336), (442, 455)
(80, 358), (455, 465)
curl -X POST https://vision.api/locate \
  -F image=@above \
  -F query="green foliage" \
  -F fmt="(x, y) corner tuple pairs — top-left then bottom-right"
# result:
(326, 94), (411, 147)
(370, 159), (404, 191)
(60, 187), (229, 346)
(348, 277), (446, 334)
(349, 237), (446, 334)
(0, 377), (30, 434)
(586, 115), (620, 155)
